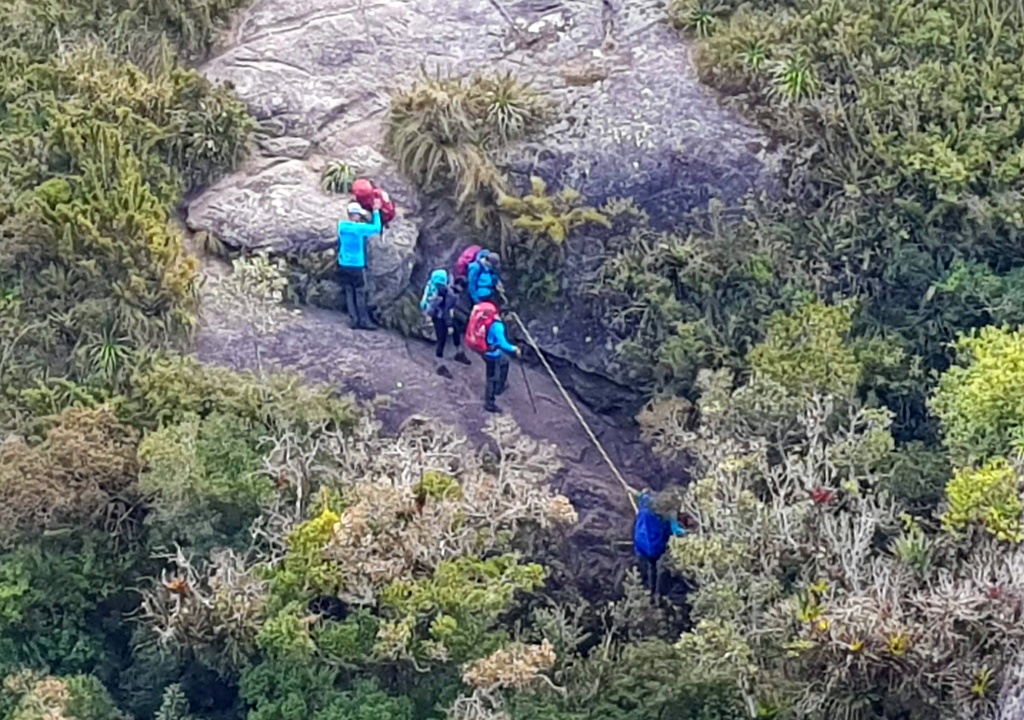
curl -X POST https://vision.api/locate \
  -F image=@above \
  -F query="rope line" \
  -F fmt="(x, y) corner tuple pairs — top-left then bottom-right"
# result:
(507, 311), (639, 515)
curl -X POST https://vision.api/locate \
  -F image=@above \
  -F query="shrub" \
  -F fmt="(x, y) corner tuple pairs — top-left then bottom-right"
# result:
(497, 176), (610, 303)
(0, 0), (249, 65)
(748, 300), (861, 398)
(0, 122), (201, 383)
(942, 458), (1023, 543)
(138, 412), (272, 553)
(931, 326), (1024, 464)
(0, 407), (140, 546)
(661, 369), (1024, 719)
(2, 671), (129, 720)
(321, 162), (356, 194)
(384, 68), (551, 228)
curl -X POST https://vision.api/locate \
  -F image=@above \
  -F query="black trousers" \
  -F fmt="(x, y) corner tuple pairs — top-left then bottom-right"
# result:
(337, 266), (371, 327)
(432, 315), (467, 358)
(484, 354), (510, 408)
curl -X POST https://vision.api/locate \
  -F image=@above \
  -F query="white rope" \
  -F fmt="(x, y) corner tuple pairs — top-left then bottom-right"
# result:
(507, 311), (639, 514)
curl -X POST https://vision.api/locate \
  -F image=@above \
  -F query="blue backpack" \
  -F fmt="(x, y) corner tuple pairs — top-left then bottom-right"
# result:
(633, 493), (672, 562)
(420, 269), (450, 312)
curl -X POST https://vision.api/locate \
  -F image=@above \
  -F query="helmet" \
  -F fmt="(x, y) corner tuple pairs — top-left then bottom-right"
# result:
(347, 202), (368, 218)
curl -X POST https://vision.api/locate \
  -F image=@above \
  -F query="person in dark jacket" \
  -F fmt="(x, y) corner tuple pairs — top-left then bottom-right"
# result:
(427, 278), (472, 366)
(336, 199), (382, 330)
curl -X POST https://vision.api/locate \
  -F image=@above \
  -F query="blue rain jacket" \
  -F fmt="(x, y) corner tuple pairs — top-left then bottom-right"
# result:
(337, 210), (382, 268)
(468, 254), (499, 302)
(484, 319), (517, 360)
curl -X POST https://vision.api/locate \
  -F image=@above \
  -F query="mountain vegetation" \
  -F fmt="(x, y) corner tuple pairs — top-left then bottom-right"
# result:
(4, 0), (1024, 719)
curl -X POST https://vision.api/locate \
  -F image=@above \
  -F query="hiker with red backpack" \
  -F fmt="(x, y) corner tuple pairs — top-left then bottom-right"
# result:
(336, 197), (383, 331)
(464, 301), (520, 413)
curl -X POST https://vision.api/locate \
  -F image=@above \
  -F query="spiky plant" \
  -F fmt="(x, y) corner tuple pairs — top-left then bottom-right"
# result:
(383, 68), (549, 227)
(669, 0), (727, 37)
(476, 70), (552, 146)
(768, 55), (819, 103)
(321, 161), (356, 194)
(738, 39), (767, 70)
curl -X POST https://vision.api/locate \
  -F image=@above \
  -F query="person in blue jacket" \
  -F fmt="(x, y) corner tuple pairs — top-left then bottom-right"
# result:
(484, 308), (521, 413)
(467, 250), (501, 304)
(633, 490), (688, 596)
(337, 198), (382, 330)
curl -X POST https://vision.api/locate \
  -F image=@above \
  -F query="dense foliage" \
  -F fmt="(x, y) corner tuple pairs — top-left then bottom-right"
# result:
(5, 0), (1024, 720)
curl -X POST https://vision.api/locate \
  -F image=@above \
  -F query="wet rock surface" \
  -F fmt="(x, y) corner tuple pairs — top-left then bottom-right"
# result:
(195, 301), (685, 596)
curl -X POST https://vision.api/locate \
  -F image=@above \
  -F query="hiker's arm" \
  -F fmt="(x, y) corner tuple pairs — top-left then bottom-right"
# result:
(493, 322), (518, 355)
(361, 210), (382, 236)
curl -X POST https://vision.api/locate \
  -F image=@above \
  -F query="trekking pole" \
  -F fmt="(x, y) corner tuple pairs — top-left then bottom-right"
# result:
(518, 357), (537, 413)
(498, 288), (537, 413)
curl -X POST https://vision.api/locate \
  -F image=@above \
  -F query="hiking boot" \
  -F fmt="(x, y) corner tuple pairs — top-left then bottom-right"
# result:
(485, 403), (501, 413)
(355, 320), (378, 331)
(436, 366), (454, 380)
(454, 352), (471, 366)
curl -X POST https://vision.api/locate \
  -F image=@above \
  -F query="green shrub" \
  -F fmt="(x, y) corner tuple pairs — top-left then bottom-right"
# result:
(931, 325), (1024, 464)
(384, 68), (551, 229)
(321, 162), (356, 194)
(138, 412), (272, 553)
(942, 457), (1023, 542)
(748, 300), (861, 398)
(497, 176), (610, 303)
(2, 123), (200, 373)
(2, 671), (130, 720)
(0, 0), (249, 65)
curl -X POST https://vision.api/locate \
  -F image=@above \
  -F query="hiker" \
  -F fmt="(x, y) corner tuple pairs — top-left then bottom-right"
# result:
(633, 490), (687, 597)
(351, 178), (396, 226)
(467, 249), (502, 304)
(336, 198), (382, 331)
(464, 301), (520, 413)
(421, 270), (471, 367)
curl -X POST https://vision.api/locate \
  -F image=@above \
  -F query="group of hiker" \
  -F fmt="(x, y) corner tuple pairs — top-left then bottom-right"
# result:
(334, 180), (520, 413)
(419, 246), (521, 414)
(335, 179), (691, 578)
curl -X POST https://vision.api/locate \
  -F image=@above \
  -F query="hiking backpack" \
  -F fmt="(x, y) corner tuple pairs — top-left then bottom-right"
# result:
(633, 496), (671, 562)
(352, 178), (396, 225)
(464, 301), (499, 354)
(454, 245), (483, 279)
(420, 269), (450, 312)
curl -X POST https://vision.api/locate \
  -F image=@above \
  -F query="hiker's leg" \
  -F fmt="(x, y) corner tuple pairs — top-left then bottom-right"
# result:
(496, 355), (510, 395)
(338, 270), (359, 328)
(432, 317), (447, 358)
(353, 271), (376, 330)
(485, 357), (498, 411)
(452, 316), (470, 365)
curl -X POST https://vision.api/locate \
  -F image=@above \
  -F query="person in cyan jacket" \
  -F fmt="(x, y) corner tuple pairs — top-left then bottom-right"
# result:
(483, 309), (520, 413)
(337, 198), (382, 330)
(467, 250), (501, 304)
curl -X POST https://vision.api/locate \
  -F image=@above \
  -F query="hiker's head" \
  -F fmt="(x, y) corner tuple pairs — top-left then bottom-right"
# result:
(346, 202), (368, 222)
(486, 255), (501, 272)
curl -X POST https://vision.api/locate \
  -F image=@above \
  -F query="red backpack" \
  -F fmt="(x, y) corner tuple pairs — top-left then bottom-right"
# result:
(464, 301), (499, 354)
(353, 178), (396, 225)
(454, 245), (483, 279)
